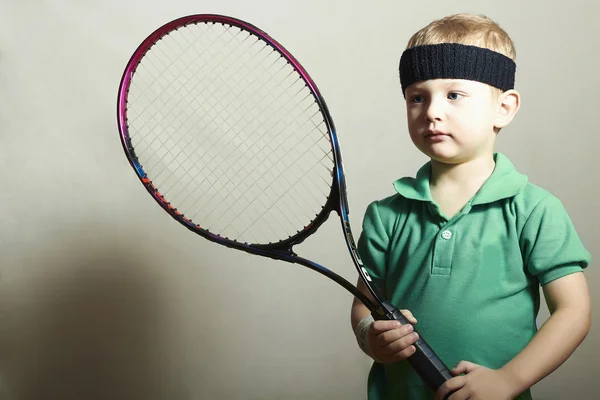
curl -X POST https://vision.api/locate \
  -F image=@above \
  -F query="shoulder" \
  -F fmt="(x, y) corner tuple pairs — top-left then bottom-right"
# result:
(360, 186), (429, 248)
(512, 181), (587, 257)
(514, 182), (591, 280)
(492, 152), (568, 217)
(512, 181), (571, 225)
(362, 163), (431, 226)
(514, 181), (555, 208)
(361, 193), (407, 234)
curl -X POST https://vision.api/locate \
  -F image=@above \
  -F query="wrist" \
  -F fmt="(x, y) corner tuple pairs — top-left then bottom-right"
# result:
(498, 365), (526, 398)
(354, 314), (374, 357)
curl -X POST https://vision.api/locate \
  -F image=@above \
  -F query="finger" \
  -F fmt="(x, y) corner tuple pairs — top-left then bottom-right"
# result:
(451, 360), (479, 375)
(370, 320), (402, 334)
(380, 331), (420, 354)
(373, 324), (415, 346)
(400, 309), (418, 324)
(370, 311), (417, 334)
(434, 376), (466, 400)
(447, 386), (470, 400)
(389, 344), (417, 361)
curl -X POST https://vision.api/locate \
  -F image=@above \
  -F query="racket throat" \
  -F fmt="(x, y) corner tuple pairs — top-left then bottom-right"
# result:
(372, 300), (408, 322)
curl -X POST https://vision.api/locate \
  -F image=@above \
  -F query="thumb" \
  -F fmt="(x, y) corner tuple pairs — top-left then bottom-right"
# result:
(451, 360), (479, 376)
(399, 309), (418, 324)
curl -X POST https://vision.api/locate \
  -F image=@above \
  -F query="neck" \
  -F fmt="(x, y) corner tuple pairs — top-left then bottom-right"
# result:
(430, 154), (496, 189)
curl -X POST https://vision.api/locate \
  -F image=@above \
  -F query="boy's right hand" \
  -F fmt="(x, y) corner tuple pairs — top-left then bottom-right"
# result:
(368, 310), (419, 364)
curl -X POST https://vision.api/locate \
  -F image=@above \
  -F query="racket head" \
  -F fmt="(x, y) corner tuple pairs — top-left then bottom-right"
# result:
(117, 14), (347, 252)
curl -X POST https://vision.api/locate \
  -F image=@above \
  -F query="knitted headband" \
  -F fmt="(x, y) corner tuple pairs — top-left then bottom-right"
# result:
(399, 43), (516, 97)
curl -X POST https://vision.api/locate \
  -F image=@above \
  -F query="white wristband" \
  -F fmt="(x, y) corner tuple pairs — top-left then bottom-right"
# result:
(354, 314), (374, 356)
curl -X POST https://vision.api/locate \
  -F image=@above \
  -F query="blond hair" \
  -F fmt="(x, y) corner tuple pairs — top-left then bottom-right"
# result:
(407, 14), (516, 60)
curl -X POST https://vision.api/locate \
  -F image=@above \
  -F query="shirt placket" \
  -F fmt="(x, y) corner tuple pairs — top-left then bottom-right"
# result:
(429, 202), (470, 276)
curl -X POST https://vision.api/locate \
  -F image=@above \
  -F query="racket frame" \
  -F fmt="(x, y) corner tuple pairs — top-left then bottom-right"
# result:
(117, 13), (383, 310)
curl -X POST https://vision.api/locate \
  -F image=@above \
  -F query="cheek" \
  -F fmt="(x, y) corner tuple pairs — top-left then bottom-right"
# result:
(475, 110), (498, 131)
(406, 119), (420, 139)
(406, 108), (423, 128)
(457, 106), (489, 127)
(406, 103), (422, 117)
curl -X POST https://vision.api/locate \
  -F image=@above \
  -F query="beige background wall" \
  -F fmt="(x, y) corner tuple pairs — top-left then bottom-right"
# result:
(0, 0), (597, 399)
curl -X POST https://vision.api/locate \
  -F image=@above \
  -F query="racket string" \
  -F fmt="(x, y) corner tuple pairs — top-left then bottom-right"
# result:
(232, 148), (335, 241)
(156, 66), (324, 230)
(134, 33), (289, 191)
(128, 25), (260, 163)
(209, 121), (333, 242)
(126, 21), (335, 243)
(129, 29), (260, 167)
(183, 78), (315, 213)
(153, 70), (312, 226)
(199, 101), (333, 230)
(187, 108), (330, 240)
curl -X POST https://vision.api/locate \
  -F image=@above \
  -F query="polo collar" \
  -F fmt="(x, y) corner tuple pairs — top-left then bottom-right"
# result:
(393, 153), (528, 205)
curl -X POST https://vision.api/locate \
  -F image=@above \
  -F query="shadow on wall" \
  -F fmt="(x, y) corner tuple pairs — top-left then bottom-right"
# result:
(0, 229), (190, 400)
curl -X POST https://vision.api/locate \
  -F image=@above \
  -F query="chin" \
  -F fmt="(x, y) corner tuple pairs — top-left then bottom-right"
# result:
(418, 147), (462, 164)
(430, 155), (463, 165)
(429, 151), (494, 166)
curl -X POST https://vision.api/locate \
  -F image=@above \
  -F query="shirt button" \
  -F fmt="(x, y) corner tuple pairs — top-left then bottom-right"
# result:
(441, 230), (452, 240)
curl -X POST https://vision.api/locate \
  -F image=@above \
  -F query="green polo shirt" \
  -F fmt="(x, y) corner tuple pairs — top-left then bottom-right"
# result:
(358, 153), (591, 400)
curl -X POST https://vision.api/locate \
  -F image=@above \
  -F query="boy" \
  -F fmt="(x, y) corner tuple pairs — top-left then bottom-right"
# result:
(350, 14), (591, 400)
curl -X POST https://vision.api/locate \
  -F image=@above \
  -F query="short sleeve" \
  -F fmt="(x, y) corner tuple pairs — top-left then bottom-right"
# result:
(357, 201), (390, 291)
(520, 195), (591, 285)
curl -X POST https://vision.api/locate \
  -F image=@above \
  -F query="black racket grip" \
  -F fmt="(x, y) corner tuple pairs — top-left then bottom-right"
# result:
(373, 301), (453, 392)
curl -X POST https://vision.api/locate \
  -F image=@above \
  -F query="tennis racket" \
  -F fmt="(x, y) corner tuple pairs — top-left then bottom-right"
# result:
(116, 14), (452, 392)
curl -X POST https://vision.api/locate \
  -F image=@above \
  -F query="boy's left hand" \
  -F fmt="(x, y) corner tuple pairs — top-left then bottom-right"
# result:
(434, 361), (517, 400)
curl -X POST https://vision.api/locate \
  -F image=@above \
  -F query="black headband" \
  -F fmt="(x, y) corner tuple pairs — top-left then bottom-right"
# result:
(399, 43), (516, 97)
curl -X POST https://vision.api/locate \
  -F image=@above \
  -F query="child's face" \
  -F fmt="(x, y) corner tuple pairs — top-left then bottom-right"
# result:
(405, 79), (501, 164)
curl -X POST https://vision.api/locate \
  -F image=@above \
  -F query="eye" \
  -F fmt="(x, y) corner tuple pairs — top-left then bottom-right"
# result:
(409, 95), (424, 104)
(447, 92), (464, 100)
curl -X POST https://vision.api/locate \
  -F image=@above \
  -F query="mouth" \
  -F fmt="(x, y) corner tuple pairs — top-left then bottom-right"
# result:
(424, 130), (450, 138)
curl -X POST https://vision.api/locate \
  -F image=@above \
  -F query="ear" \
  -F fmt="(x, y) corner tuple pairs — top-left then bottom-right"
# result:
(494, 89), (520, 129)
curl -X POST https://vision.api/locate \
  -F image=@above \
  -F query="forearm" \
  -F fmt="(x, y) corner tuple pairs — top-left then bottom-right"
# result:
(351, 298), (372, 330)
(500, 307), (591, 396)
(351, 278), (377, 330)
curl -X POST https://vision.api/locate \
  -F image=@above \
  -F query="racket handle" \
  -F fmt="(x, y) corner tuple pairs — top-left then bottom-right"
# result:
(373, 301), (453, 393)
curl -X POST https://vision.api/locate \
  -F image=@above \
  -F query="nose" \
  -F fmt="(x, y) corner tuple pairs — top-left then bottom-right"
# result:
(424, 97), (445, 122)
